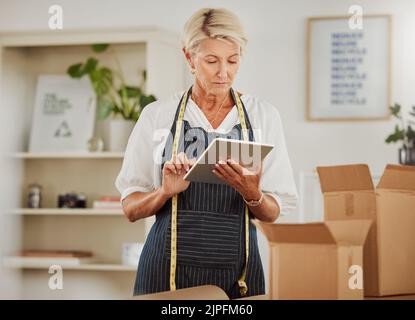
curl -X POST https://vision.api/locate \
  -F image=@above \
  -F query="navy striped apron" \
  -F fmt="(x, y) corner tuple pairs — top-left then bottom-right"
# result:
(133, 88), (265, 299)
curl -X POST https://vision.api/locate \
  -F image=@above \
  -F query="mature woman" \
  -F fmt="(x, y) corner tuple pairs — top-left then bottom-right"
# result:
(115, 8), (298, 299)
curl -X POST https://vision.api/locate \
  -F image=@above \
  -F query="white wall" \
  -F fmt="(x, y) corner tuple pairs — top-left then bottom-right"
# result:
(0, 0), (414, 298)
(1, 0), (414, 178)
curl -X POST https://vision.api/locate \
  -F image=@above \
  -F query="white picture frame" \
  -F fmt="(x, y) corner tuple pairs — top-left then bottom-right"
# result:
(306, 15), (391, 121)
(29, 75), (96, 152)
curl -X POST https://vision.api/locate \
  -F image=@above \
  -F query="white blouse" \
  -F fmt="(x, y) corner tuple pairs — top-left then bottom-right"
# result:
(115, 90), (298, 217)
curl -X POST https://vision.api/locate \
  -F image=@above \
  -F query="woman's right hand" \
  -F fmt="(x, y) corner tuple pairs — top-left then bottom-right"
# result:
(161, 152), (196, 198)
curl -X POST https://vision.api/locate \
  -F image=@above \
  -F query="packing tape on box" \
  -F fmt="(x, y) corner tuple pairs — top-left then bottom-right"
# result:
(348, 246), (353, 267)
(345, 193), (354, 216)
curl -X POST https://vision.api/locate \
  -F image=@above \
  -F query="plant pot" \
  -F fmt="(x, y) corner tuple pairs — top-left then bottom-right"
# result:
(109, 119), (135, 152)
(398, 147), (415, 165)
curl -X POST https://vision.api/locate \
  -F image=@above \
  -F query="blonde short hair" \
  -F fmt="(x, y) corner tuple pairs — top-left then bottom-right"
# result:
(182, 8), (247, 57)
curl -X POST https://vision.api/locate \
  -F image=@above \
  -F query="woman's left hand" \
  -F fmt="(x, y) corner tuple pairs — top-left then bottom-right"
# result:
(212, 159), (262, 200)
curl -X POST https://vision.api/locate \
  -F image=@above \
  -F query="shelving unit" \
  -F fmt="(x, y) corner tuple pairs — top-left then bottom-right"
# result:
(10, 208), (124, 216)
(3, 257), (136, 272)
(0, 27), (185, 299)
(12, 152), (125, 159)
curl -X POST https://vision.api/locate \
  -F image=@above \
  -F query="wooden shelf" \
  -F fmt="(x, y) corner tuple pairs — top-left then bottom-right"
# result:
(3, 257), (136, 272)
(10, 208), (124, 216)
(1, 26), (181, 298)
(12, 152), (125, 159)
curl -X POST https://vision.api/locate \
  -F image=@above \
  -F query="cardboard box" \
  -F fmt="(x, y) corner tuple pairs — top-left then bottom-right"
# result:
(253, 220), (372, 299)
(133, 285), (270, 300)
(317, 164), (415, 296)
(133, 285), (229, 300)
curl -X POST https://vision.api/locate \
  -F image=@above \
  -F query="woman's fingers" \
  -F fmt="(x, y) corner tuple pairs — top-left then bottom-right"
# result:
(214, 159), (262, 190)
(172, 153), (184, 174)
(163, 161), (177, 175)
(174, 153), (198, 174)
(216, 160), (240, 180)
(228, 159), (262, 177)
(212, 168), (226, 181)
(226, 159), (244, 175)
(170, 152), (195, 175)
(177, 152), (190, 173)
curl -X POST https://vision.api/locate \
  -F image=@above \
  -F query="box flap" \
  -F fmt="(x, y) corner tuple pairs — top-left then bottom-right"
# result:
(377, 164), (415, 191)
(132, 285), (229, 300)
(317, 164), (374, 193)
(252, 220), (336, 244)
(325, 220), (372, 245)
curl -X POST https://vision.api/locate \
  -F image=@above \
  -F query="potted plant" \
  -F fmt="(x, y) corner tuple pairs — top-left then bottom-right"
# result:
(385, 103), (415, 165)
(67, 44), (156, 151)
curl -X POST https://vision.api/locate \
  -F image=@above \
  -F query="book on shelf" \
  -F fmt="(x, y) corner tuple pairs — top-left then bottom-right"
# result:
(3, 250), (95, 267)
(93, 196), (122, 209)
(20, 250), (93, 258)
(4, 256), (96, 267)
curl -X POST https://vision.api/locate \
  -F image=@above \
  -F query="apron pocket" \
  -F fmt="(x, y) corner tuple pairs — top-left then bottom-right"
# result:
(164, 210), (241, 269)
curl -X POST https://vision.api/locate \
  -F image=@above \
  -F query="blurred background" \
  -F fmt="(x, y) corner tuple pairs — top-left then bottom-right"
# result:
(0, 0), (414, 299)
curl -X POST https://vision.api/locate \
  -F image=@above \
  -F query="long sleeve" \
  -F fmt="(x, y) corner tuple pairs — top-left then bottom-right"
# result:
(258, 102), (298, 217)
(115, 106), (156, 201)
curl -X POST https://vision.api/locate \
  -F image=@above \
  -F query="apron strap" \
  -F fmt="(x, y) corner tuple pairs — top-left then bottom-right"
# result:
(169, 86), (251, 297)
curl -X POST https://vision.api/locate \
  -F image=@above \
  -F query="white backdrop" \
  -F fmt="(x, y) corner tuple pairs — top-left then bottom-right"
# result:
(1, 0), (414, 297)
(1, 0), (414, 214)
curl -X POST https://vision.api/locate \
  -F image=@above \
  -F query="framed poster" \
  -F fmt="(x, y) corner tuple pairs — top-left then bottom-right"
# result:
(29, 75), (96, 152)
(306, 15), (391, 121)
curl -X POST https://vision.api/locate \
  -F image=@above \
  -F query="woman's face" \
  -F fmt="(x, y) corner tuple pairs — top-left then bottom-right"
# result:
(185, 38), (241, 95)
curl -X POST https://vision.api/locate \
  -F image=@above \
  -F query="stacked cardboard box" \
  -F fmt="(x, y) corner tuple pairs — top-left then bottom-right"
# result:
(317, 164), (415, 296)
(256, 163), (415, 299)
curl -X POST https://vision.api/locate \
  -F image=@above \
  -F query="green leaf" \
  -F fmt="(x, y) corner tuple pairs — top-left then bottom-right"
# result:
(89, 67), (113, 96)
(112, 103), (122, 115)
(90, 71), (107, 96)
(130, 110), (140, 122)
(67, 63), (83, 78)
(139, 94), (156, 108)
(390, 103), (401, 118)
(100, 67), (113, 82)
(385, 124), (404, 144)
(92, 44), (109, 53)
(119, 85), (132, 118)
(82, 57), (98, 74)
(97, 98), (114, 120)
(117, 86), (142, 98)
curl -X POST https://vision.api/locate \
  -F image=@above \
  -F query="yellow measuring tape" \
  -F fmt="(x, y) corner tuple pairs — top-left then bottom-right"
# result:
(169, 88), (188, 291)
(234, 89), (250, 297)
(169, 87), (250, 297)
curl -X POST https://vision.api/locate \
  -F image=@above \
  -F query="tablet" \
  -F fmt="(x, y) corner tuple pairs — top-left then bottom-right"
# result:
(183, 138), (274, 184)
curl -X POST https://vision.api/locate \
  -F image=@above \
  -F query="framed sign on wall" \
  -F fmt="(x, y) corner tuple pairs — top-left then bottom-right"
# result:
(306, 15), (391, 121)
(29, 75), (96, 153)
